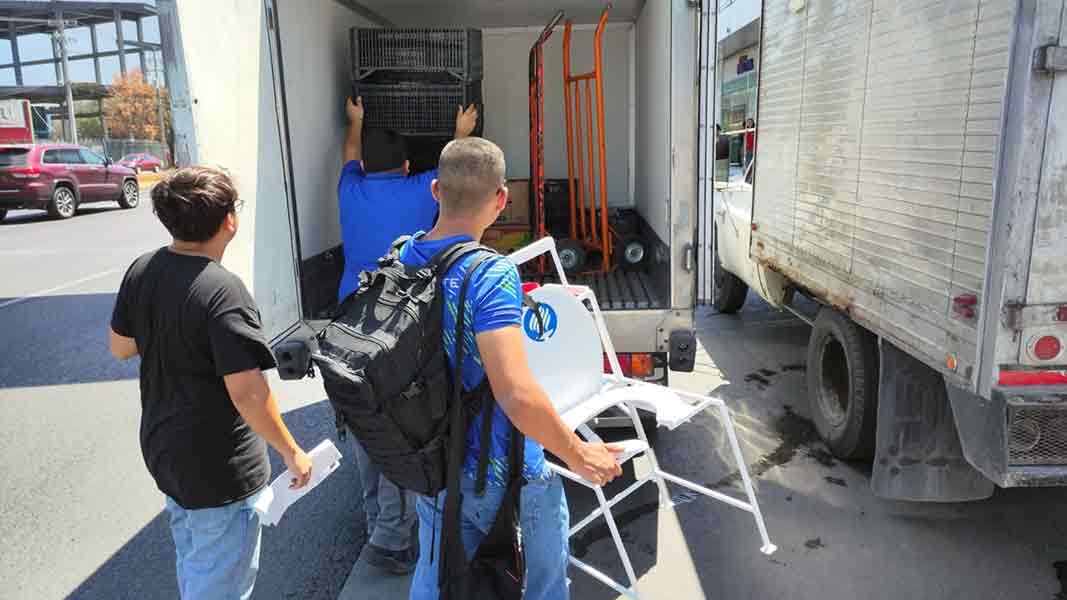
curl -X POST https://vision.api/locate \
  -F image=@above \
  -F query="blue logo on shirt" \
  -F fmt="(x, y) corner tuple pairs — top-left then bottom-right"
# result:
(523, 303), (557, 342)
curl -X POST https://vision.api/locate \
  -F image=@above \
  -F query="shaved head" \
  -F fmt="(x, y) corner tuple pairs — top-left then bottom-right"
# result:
(436, 137), (506, 217)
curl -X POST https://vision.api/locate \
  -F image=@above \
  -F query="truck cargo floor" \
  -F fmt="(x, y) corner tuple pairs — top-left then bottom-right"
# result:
(532, 270), (667, 310)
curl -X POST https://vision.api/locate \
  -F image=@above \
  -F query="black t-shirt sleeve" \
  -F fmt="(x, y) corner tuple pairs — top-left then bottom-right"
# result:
(110, 259), (139, 338)
(206, 276), (278, 377)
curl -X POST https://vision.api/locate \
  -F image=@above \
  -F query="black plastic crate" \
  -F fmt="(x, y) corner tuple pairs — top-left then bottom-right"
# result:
(351, 28), (483, 83)
(354, 80), (483, 137)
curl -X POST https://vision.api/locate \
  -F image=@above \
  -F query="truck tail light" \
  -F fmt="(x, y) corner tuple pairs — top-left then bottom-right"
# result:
(603, 353), (654, 378)
(999, 370), (1067, 386)
(1033, 336), (1062, 361)
(7, 167), (39, 179)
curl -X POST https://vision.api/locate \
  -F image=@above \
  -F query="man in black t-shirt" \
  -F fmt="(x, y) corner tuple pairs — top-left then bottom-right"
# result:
(109, 167), (312, 599)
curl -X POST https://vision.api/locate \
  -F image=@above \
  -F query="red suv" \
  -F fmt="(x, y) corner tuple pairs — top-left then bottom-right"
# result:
(118, 153), (163, 173)
(0, 144), (139, 221)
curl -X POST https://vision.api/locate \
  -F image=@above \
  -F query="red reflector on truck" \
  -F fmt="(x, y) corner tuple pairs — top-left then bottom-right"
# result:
(1033, 336), (1062, 361)
(999, 370), (1067, 386)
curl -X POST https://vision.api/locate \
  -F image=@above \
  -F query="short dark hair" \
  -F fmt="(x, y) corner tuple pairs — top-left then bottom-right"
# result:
(151, 166), (240, 242)
(438, 137), (505, 216)
(363, 129), (408, 173)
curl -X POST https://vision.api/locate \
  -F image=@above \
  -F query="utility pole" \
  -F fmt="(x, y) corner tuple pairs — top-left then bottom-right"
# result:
(54, 11), (78, 144)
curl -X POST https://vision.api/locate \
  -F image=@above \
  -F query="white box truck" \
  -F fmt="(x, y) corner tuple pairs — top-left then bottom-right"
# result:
(157, 0), (725, 422)
(707, 0), (1067, 500)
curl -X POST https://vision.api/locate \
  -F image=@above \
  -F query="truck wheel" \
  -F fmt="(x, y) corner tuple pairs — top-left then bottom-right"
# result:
(556, 240), (586, 274)
(48, 186), (76, 220)
(119, 180), (140, 209)
(807, 309), (879, 460)
(712, 250), (748, 313)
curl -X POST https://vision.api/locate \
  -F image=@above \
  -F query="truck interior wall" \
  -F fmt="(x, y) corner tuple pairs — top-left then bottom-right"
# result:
(161, 1), (301, 342)
(274, 0), (377, 319)
(750, 0), (1017, 388)
(635, 0), (672, 247)
(277, 0), (377, 260)
(481, 26), (633, 209)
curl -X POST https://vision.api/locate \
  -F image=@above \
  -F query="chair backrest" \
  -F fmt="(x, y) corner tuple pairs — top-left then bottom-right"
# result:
(523, 285), (604, 415)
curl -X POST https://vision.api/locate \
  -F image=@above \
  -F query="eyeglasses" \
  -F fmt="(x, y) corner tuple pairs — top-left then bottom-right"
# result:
(232, 197), (245, 213)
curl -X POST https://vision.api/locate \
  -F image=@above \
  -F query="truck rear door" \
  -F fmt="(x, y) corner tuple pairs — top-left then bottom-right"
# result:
(158, 0), (304, 344)
(977, 5), (1067, 393)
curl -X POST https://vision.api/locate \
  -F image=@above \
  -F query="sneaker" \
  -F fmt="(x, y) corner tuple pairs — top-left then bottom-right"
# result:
(362, 543), (417, 575)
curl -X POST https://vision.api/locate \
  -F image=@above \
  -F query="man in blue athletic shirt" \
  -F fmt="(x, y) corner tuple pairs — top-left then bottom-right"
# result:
(402, 137), (624, 600)
(337, 97), (479, 574)
(337, 97), (479, 303)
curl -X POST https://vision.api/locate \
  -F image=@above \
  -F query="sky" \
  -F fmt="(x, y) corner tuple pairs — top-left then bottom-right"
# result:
(0, 1), (161, 87)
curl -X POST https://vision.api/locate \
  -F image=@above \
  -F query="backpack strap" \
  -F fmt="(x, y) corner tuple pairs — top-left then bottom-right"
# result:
(439, 250), (496, 591)
(474, 390), (494, 495)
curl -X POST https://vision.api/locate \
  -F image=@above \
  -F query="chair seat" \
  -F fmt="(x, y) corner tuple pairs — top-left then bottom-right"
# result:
(558, 378), (712, 432)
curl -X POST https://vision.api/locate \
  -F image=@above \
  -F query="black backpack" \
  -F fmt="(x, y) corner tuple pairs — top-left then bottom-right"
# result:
(311, 236), (542, 599)
(310, 236), (491, 496)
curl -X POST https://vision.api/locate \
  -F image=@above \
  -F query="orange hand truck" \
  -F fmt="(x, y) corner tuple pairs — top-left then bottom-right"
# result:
(529, 9), (565, 268)
(560, 3), (613, 273)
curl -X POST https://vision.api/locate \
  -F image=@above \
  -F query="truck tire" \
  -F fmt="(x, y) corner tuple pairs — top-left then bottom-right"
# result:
(807, 308), (879, 460)
(712, 251), (748, 313)
(48, 185), (77, 220)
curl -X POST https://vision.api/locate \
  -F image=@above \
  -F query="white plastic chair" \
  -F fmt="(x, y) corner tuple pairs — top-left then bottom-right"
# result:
(508, 237), (776, 599)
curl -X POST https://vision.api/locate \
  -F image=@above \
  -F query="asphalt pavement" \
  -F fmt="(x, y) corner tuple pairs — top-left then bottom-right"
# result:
(0, 200), (365, 600)
(3, 199), (1067, 600)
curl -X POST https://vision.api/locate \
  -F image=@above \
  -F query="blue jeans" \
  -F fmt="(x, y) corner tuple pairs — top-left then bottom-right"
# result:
(409, 474), (570, 600)
(351, 433), (417, 551)
(165, 488), (265, 600)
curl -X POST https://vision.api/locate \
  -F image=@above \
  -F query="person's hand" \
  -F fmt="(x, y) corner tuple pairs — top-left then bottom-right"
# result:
(284, 447), (313, 489)
(455, 103), (479, 138)
(347, 96), (364, 125)
(568, 442), (623, 486)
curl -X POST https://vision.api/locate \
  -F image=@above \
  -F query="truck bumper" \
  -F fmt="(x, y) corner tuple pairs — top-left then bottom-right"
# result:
(598, 308), (695, 372)
(947, 383), (1067, 487)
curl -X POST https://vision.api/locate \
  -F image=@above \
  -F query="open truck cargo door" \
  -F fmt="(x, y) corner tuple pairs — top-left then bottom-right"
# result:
(158, 0), (303, 345)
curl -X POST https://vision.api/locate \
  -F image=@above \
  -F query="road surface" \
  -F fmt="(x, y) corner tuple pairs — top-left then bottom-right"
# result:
(2, 201), (1067, 600)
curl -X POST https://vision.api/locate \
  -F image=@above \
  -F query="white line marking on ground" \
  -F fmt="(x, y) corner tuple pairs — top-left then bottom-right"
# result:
(0, 267), (124, 311)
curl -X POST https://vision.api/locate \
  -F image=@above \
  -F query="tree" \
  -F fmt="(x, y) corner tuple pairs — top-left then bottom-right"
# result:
(103, 70), (171, 142)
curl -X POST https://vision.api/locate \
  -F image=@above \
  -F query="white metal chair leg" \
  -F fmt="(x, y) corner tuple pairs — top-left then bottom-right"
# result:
(628, 401), (672, 507)
(717, 403), (777, 554)
(594, 484), (642, 598)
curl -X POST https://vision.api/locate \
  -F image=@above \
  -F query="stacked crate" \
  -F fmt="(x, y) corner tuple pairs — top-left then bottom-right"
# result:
(350, 28), (484, 142)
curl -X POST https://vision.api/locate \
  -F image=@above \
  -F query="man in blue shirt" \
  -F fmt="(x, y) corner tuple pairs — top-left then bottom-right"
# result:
(402, 137), (623, 600)
(337, 97), (479, 574)
(337, 97), (479, 303)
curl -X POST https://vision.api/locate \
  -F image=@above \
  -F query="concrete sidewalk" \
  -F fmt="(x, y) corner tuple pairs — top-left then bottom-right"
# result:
(336, 551), (413, 600)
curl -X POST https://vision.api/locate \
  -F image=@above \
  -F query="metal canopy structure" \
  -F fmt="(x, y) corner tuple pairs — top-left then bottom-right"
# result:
(0, 1), (158, 86)
(0, 83), (108, 102)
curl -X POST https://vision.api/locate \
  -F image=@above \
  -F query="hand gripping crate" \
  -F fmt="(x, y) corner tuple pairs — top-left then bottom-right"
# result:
(351, 28), (483, 83)
(354, 80), (484, 137)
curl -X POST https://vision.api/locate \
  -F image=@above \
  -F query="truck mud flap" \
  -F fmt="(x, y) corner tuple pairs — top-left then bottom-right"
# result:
(871, 341), (994, 501)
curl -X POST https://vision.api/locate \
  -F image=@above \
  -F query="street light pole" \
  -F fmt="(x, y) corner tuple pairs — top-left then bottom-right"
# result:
(54, 11), (78, 144)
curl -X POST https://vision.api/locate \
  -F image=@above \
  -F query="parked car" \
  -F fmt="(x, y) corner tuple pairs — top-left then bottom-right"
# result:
(0, 144), (140, 221)
(117, 153), (163, 173)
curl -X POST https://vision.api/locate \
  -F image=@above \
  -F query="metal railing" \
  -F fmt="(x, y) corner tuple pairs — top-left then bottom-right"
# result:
(81, 138), (170, 166)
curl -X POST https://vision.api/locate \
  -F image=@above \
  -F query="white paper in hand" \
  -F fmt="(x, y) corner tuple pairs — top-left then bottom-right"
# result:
(253, 439), (342, 526)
